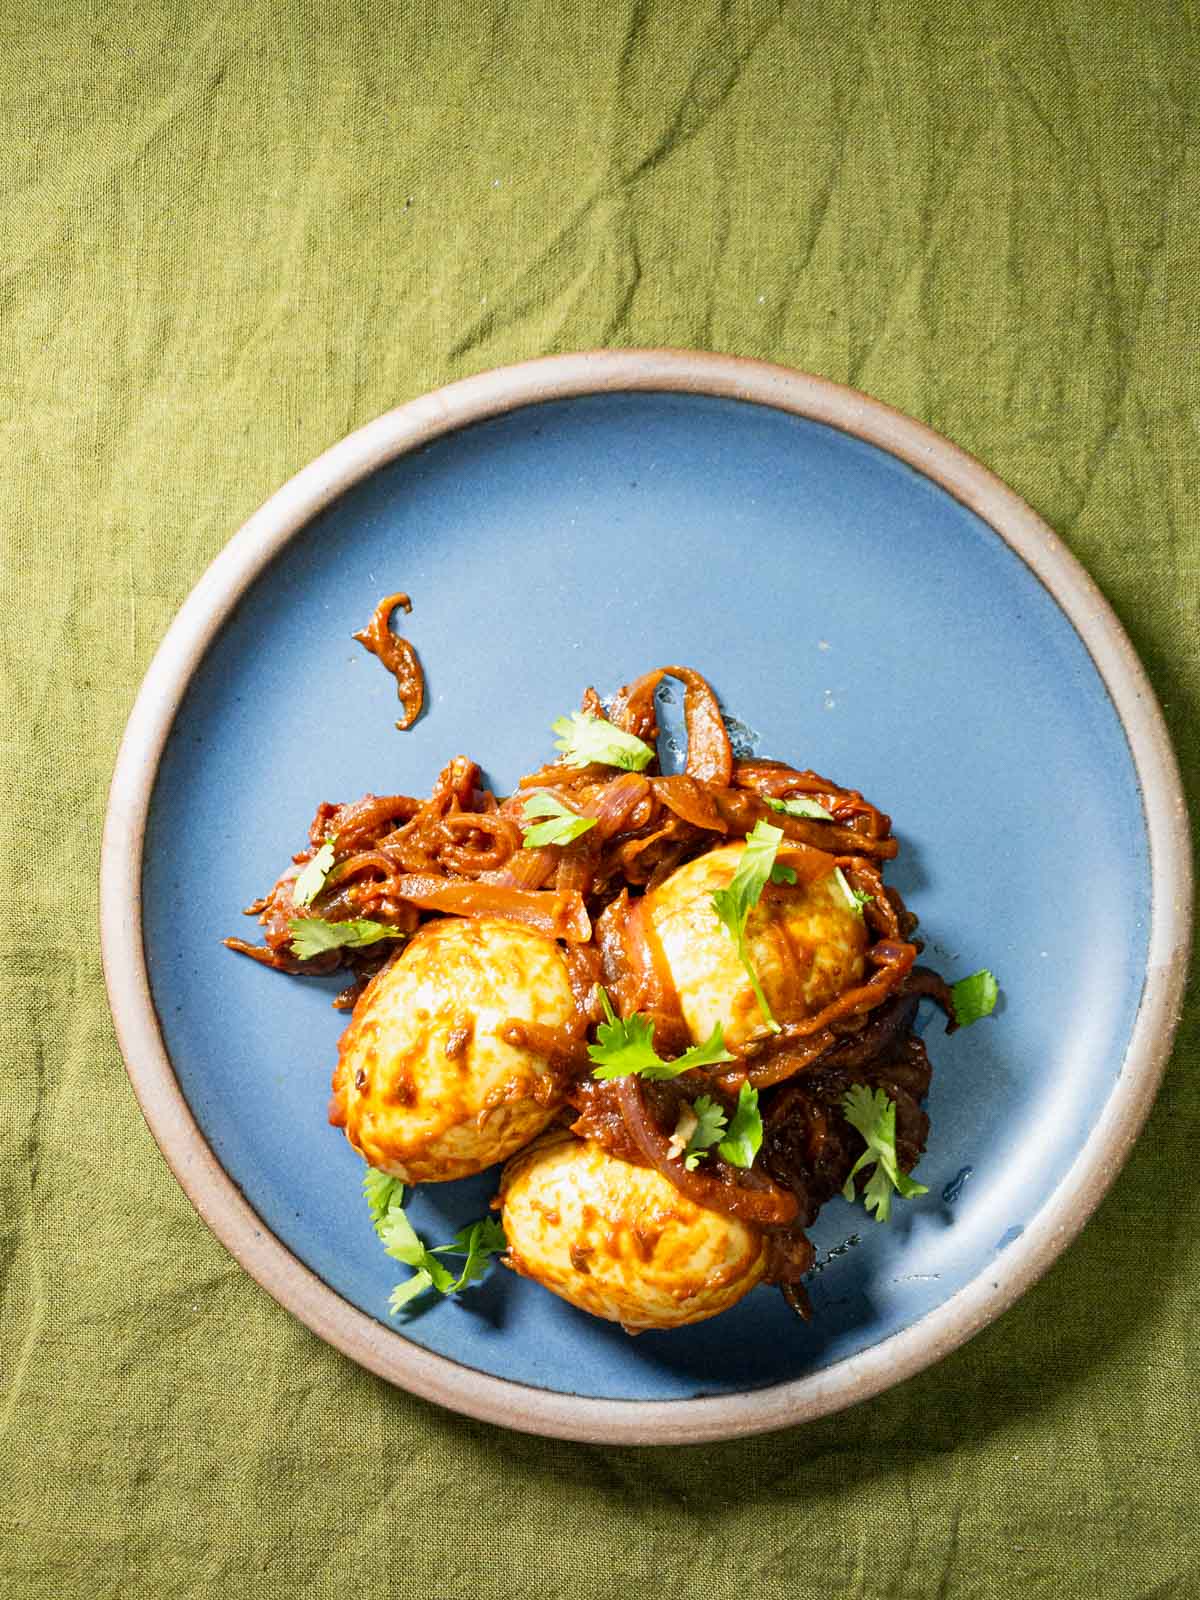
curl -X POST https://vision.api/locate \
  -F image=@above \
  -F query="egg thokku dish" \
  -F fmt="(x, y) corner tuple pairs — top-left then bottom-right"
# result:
(229, 660), (986, 1330)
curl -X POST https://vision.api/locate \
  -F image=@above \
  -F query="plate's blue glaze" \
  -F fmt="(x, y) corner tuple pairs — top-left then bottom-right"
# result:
(143, 393), (1149, 1401)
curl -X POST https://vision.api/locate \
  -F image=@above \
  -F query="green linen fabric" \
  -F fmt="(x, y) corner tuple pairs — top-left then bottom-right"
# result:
(2, 1), (1197, 1595)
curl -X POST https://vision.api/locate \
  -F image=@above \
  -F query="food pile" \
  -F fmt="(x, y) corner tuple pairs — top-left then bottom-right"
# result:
(229, 662), (995, 1330)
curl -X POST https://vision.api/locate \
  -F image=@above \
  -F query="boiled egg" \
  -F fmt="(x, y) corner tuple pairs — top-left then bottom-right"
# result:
(499, 1130), (767, 1330)
(332, 916), (575, 1182)
(641, 842), (868, 1048)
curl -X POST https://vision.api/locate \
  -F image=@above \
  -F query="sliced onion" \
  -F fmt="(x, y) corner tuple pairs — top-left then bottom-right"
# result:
(389, 874), (592, 942)
(662, 664), (733, 786)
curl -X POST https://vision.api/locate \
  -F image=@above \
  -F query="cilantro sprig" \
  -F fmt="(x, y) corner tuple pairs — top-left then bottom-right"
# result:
(840, 1085), (929, 1222)
(552, 711), (655, 772)
(710, 821), (796, 1032)
(288, 916), (406, 961)
(520, 792), (598, 849)
(588, 987), (733, 1081)
(766, 795), (834, 822)
(364, 1167), (506, 1312)
(951, 969), (999, 1028)
(292, 837), (336, 907)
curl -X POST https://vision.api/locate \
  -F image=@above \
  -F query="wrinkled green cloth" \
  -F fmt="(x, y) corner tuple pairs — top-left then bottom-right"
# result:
(2, 1), (1197, 1595)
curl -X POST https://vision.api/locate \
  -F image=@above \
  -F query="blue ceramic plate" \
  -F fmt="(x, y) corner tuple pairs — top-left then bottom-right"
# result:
(102, 353), (1190, 1443)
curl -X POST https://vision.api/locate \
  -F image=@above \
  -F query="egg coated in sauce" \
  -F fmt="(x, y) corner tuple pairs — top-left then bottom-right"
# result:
(499, 1130), (767, 1331)
(642, 842), (868, 1048)
(331, 916), (575, 1183)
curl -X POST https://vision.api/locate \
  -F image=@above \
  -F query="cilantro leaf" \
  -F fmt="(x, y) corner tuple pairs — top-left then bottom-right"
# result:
(683, 1094), (728, 1169)
(362, 1166), (405, 1228)
(288, 916), (405, 960)
(434, 1215), (508, 1260)
(292, 837), (337, 908)
(717, 1081), (763, 1169)
(587, 989), (660, 1078)
(657, 1026), (736, 1077)
(832, 866), (872, 915)
(520, 792), (598, 849)
(388, 1270), (436, 1312)
(431, 1216), (508, 1290)
(552, 711), (655, 772)
(952, 969), (999, 1028)
(364, 1164), (506, 1312)
(766, 795), (835, 822)
(587, 987), (733, 1081)
(840, 1085), (929, 1222)
(377, 1199), (449, 1276)
(711, 821), (791, 1031)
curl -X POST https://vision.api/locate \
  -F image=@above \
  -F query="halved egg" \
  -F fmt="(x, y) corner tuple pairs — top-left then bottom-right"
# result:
(641, 842), (868, 1048)
(331, 916), (575, 1182)
(499, 1130), (767, 1330)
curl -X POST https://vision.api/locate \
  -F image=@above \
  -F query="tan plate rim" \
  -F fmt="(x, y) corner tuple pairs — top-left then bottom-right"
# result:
(100, 349), (1193, 1445)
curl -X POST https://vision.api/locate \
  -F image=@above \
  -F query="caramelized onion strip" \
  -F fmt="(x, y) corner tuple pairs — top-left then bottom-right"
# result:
(582, 772), (653, 838)
(733, 760), (891, 834)
(436, 810), (523, 875)
(742, 941), (918, 1087)
(664, 664), (732, 786)
(352, 592), (425, 730)
(606, 668), (666, 743)
(478, 845), (558, 890)
(329, 793), (422, 852)
(328, 849), (398, 885)
(222, 936), (339, 975)
(387, 874), (592, 942)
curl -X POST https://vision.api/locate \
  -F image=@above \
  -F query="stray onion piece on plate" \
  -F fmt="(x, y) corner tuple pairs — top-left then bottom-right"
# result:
(352, 590), (425, 730)
(227, 660), (996, 1330)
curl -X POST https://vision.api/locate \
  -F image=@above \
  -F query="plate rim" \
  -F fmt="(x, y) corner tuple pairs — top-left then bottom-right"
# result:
(100, 349), (1193, 1444)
